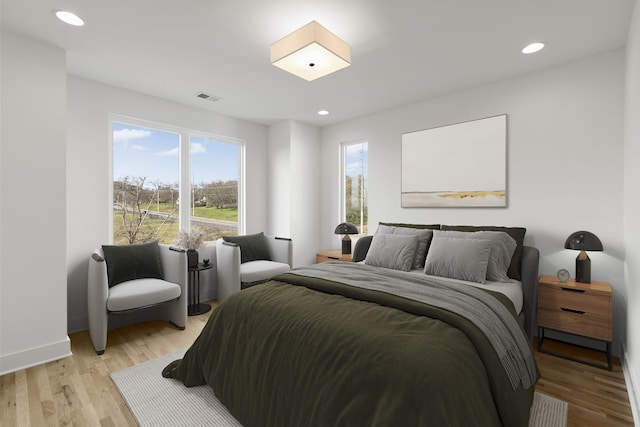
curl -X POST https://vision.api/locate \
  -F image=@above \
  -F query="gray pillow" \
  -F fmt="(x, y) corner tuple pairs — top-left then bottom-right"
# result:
(434, 230), (516, 282)
(365, 233), (418, 272)
(424, 236), (492, 284)
(101, 241), (164, 288)
(441, 225), (526, 280)
(223, 232), (271, 264)
(377, 224), (433, 269)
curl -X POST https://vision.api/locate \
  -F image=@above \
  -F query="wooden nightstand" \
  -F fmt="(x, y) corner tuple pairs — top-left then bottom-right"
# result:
(537, 275), (612, 370)
(316, 250), (353, 263)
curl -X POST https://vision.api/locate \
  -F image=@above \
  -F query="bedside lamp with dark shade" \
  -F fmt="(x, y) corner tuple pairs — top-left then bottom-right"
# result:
(564, 231), (603, 284)
(334, 222), (359, 254)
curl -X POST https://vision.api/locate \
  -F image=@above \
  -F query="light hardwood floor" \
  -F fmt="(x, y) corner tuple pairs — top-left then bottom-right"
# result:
(0, 301), (634, 426)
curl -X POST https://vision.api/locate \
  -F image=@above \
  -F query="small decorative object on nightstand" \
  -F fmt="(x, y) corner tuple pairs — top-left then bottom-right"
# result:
(334, 222), (359, 254)
(556, 268), (570, 283)
(564, 230), (603, 283)
(316, 250), (353, 263)
(537, 275), (612, 370)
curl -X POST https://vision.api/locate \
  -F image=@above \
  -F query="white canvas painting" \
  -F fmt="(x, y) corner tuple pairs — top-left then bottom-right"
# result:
(401, 115), (507, 207)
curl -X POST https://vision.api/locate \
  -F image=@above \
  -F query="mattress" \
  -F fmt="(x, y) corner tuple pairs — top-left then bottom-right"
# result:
(407, 270), (524, 314)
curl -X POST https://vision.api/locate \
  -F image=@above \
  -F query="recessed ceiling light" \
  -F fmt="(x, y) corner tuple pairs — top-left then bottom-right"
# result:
(318, 110), (329, 116)
(522, 42), (544, 54)
(54, 10), (85, 27)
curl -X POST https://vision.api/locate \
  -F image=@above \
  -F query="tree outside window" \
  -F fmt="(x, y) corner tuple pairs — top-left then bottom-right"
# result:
(343, 141), (368, 234)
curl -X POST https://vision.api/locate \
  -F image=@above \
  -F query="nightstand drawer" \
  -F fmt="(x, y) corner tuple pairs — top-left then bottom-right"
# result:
(538, 284), (611, 341)
(538, 307), (611, 341)
(316, 250), (352, 263)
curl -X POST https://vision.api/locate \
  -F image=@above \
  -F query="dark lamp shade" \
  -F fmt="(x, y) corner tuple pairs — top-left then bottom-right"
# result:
(334, 222), (359, 235)
(334, 222), (359, 255)
(564, 230), (603, 284)
(564, 231), (603, 252)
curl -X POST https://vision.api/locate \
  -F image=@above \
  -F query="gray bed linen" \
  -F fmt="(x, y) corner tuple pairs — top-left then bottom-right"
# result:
(290, 262), (538, 390)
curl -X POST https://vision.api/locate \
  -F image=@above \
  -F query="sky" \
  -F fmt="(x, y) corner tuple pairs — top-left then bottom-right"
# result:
(345, 142), (368, 178)
(113, 122), (239, 187)
(113, 121), (364, 187)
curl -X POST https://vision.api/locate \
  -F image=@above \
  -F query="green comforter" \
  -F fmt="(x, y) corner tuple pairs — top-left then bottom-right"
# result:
(163, 265), (538, 427)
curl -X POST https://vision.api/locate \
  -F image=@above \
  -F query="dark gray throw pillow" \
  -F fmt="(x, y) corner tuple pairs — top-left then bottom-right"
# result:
(223, 232), (271, 264)
(102, 240), (164, 288)
(379, 222), (440, 230)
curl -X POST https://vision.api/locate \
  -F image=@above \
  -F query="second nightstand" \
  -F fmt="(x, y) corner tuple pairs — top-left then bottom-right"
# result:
(537, 275), (612, 370)
(316, 250), (353, 263)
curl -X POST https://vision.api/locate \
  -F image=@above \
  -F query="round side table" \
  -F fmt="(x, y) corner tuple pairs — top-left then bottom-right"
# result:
(188, 262), (213, 316)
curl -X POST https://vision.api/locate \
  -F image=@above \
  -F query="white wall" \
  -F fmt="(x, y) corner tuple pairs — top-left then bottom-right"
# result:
(267, 120), (321, 267)
(66, 75), (269, 333)
(321, 50), (626, 353)
(267, 121), (292, 237)
(1, 32), (71, 374)
(623, 1), (640, 422)
(289, 121), (321, 267)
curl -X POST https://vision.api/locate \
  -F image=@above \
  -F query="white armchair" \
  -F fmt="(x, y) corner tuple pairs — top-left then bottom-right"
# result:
(217, 235), (292, 302)
(87, 242), (188, 354)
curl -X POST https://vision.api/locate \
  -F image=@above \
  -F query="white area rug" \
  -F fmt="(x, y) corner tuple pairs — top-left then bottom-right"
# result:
(111, 349), (568, 427)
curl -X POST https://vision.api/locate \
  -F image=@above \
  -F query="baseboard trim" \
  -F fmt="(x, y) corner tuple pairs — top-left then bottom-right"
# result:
(621, 342), (640, 426)
(0, 336), (72, 376)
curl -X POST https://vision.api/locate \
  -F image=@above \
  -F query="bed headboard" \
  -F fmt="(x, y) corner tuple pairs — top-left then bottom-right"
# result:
(352, 236), (539, 343)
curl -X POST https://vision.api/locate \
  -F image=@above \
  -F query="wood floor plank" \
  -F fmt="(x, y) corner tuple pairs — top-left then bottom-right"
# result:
(26, 365), (48, 426)
(14, 369), (31, 427)
(0, 300), (634, 426)
(0, 372), (18, 427)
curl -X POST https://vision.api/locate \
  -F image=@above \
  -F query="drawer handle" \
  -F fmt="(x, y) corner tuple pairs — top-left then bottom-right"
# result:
(561, 287), (585, 293)
(561, 307), (586, 315)
(328, 256), (339, 260)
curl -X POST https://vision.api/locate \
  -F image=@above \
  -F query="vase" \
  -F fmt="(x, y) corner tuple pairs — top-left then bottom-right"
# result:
(187, 249), (199, 269)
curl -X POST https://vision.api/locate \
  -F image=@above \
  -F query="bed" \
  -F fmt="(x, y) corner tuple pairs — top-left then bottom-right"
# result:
(163, 224), (540, 427)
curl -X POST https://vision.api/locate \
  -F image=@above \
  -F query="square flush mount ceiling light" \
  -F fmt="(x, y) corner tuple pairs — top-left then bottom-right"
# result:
(271, 21), (351, 81)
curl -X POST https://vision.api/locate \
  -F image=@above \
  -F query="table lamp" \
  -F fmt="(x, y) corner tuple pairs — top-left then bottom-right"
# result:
(334, 222), (359, 254)
(564, 231), (603, 283)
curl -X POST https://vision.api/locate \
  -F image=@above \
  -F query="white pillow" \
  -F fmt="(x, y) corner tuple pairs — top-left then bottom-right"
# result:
(376, 224), (434, 269)
(424, 236), (492, 283)
(433, 230), (516, 282)
(365, 233), (418, 272)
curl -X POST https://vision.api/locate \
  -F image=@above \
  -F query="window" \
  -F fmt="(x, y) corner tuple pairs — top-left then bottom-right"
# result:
(190, 135), (241, 239)
(342, 141), (368, 234)
(111, 117), (243, 245)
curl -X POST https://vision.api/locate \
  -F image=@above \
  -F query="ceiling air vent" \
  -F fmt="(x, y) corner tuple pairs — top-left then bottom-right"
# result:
(196, 92), (223, 102)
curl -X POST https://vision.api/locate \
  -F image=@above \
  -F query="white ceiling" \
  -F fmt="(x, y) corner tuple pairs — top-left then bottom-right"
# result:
(1, 0), (635, 127)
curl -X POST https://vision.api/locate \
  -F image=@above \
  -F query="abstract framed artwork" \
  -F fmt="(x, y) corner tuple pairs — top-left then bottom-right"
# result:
(401, 114), (507, 208)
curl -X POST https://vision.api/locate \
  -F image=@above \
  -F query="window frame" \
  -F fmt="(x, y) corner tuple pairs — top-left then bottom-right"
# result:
(109, 114), (245, 244)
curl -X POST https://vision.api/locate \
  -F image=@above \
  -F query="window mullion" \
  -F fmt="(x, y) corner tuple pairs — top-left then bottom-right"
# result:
(179, 131), (191, 233)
